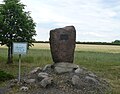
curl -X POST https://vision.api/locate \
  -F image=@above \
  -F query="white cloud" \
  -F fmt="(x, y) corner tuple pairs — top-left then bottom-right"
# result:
(1, 0), (120, 42)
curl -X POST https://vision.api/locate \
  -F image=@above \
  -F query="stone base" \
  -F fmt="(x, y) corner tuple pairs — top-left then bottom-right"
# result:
(53, 62), (79, 74)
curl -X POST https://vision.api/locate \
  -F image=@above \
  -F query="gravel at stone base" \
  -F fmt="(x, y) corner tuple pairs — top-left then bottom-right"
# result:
(2, 65), (111, 94)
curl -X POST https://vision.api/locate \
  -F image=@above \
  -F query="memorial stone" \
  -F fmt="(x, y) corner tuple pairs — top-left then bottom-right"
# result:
(50, 26), (76, 63)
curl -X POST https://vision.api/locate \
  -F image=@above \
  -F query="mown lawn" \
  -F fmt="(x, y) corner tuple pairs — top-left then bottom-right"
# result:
(0, 43), (120, 94)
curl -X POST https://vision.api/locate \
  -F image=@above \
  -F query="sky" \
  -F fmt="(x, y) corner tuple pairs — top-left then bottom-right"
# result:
(0, 0), (120, 42)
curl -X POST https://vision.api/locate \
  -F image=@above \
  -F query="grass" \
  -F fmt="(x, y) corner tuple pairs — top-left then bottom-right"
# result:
(75, 51), (120, 94)
(0, 70), (14, 82)
(0, 43), (120, 94)
(0, 48), (52, 76)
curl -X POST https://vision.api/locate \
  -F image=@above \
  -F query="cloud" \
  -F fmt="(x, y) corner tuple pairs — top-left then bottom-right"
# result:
(1, 0), (120, 42)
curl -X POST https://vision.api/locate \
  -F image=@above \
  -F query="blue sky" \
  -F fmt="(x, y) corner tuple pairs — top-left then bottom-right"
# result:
(1, 0), (120, 42)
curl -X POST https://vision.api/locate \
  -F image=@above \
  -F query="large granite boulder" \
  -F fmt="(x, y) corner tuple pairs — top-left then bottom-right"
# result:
(49, 26), (76, 63)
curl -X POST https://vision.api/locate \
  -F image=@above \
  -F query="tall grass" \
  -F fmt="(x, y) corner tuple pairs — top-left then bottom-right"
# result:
(0, 48), (52, 76)
(0, 44), (120, 93)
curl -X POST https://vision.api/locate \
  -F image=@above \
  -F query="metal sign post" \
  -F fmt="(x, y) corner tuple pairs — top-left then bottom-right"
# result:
(13, 42), (27, 83)
(18, 54), (21, 82)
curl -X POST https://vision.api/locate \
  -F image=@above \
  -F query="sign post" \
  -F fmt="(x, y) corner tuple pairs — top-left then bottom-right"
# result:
(13, 42), (27, 83)
(18, 54), (21, 82)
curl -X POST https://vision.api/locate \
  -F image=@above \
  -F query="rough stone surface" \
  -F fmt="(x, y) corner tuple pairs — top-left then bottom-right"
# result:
(25, 79), (36, 84)
(53, 62), (79, 74)
(54, 66), (73, 74)
(74, 68), (84, 74)
(40, 77), (53, 88)
(38, 72), (49, 78)
(38, 72), (49, 81)
(43, 64), (52, 71)
(54, 62), (79, 68)
(29, 67), (42, 74)
(72, 75), (80, 85)
(50, 26), (76, 63)
(20, 86), (29, 92)
(10, 79), (18, 83)
(85, 76), (99, 85)
(72, 75), (86, 88)
(88, 73), (97, 78)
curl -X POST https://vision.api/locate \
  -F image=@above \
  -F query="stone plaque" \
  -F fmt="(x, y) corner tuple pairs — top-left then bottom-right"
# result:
(49, 26), (76, 63)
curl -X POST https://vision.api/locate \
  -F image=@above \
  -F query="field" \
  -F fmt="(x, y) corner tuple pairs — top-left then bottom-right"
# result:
(0, 43), (120, 94)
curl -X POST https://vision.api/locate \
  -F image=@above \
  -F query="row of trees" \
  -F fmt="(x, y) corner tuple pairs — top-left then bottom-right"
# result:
(0, 0), (36, 64)
(34, 41), (120, 45)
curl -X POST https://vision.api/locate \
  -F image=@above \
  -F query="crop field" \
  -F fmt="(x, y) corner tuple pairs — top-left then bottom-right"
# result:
(0, 43), (120, 94)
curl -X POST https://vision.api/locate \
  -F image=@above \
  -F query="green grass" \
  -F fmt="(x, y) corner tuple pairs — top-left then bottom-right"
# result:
(0, 48), (52, 76)
(0, 70), (14, 82)
(75, 51), (120, 94)
(0, 44), (120, 94)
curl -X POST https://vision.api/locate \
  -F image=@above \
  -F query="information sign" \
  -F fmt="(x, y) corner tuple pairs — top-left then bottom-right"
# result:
(13, 42), (27, 54)
(13, 42), (27, 83)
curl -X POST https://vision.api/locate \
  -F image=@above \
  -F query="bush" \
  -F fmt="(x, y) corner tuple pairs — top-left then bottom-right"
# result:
(0, 70), (14, 82)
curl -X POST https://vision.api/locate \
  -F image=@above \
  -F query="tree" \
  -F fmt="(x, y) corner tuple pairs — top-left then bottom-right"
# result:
(112, 40), (120, 44)
(0, 0), (36, 64)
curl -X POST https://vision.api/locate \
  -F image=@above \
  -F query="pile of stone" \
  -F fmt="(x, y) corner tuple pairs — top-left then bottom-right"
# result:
(8, 63), (111, 94)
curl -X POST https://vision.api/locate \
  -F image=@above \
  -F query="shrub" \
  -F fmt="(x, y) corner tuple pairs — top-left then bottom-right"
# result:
(0, 70), (14, 82)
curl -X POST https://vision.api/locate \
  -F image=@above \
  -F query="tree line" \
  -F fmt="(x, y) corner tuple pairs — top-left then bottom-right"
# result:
(34, 40), (120, 45)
